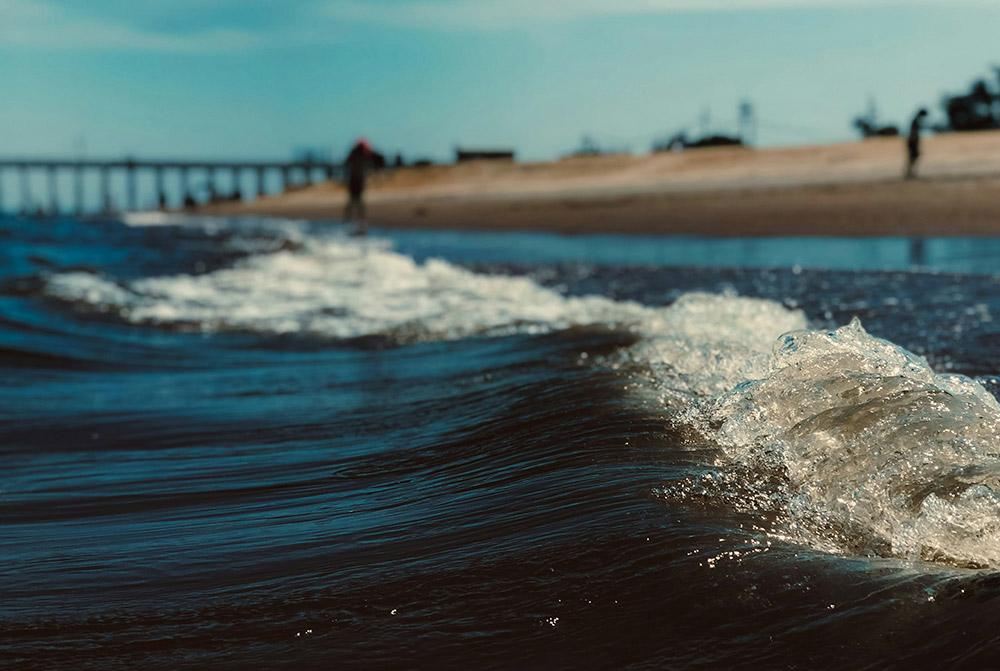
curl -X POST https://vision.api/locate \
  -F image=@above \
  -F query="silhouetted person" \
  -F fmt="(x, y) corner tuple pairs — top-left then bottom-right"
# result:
(344, 138), (373, 235)
(906, 108), (929, 180)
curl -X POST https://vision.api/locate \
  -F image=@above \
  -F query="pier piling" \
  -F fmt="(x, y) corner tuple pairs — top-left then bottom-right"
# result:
(179, 166), (191, 207)
(19, 166), (30, 214)
(47, 165), (58, 215)
(74, 164), (84, 216)
(99, 167), (110, 214)
(231, 166), (241, 200)
(207, 167), (217, 202)
(0, 156), (340, 215)
(126, 159), (137, 212)
(155, 166), (166, 210)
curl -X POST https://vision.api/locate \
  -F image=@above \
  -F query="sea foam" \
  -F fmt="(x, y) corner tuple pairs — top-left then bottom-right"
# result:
(43, 232), (802, 346)
(41, 228), (1000, 567)
(698, 318), (1000, 567)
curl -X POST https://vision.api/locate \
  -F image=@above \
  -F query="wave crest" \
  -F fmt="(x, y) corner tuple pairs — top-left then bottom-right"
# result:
(43, 236), (653, 340)
(701, 318), (1000, 567)
(40, 226), (1000, 567)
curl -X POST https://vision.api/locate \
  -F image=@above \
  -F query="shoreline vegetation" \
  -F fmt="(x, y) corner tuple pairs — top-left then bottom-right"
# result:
(200, 130), (1000, 237)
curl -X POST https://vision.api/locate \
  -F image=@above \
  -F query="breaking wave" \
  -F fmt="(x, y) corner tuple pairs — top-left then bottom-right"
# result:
(41, 233), (801, 345)
(689, 318), (1000, 568)
(38, 229), (1000, 568)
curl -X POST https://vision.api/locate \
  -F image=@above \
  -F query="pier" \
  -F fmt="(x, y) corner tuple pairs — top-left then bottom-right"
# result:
(0, 157), (342, 215)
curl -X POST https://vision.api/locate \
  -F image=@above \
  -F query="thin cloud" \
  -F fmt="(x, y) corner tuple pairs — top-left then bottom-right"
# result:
(322, 0), (991, 30)
(0, 0), (263, 52)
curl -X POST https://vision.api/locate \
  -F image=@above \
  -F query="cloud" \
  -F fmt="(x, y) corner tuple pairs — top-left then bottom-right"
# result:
(322, 0), (992, 30)
(0, 0), (263, 52)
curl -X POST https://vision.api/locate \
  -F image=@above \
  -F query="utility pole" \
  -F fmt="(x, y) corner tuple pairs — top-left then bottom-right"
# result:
(738, 99), (757, 146)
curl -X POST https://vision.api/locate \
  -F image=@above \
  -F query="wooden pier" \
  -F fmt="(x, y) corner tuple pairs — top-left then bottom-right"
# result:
(0, 157), (342, 215)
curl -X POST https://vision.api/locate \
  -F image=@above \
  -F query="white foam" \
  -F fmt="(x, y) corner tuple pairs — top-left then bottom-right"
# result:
(629, 292), (807, 398)
(47, 226), (1000, 567)
(45, 234), (805, 348)
(121, 212), (307, 231)
(698, 318), (1000, 567)
(49, 238), (630, 338)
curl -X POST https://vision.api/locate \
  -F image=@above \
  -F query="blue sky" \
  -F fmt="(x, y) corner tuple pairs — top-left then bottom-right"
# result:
(2, 0), (1000, 162)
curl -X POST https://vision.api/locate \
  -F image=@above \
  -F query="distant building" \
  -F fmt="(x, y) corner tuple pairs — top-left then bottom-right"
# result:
(455, 148), (515, 162)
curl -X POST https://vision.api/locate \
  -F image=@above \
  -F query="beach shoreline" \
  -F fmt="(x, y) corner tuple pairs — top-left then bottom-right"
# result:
(200, 132), (1000, 237)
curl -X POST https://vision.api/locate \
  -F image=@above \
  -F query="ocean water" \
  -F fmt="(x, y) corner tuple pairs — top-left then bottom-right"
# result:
(5, 213), (1000, 669)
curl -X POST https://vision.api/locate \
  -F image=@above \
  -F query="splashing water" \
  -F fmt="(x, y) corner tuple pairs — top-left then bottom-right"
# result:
(38, 227), (1000, 568)
(42, 234), (804, 347)
(695, 318), (1000, 568)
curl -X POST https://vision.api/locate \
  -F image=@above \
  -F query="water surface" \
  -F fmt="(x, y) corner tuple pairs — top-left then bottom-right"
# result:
(4, 214), (1000, 669)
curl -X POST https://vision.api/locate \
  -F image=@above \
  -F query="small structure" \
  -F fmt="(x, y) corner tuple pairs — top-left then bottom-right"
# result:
(853, 98), (899, 138)
(652, 132), (743, 152)
(455, 148), (515, 162)
(570, 135), (607, 157)
(652, 101), (750, 153)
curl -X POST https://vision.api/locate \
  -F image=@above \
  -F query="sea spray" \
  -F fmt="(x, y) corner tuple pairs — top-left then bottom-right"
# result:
(686, 318), (1000, 567)
(39, 229), (1000, 566)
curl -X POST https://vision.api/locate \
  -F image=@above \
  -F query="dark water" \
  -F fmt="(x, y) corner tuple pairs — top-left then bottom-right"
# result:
(5, 214), (1000, 669)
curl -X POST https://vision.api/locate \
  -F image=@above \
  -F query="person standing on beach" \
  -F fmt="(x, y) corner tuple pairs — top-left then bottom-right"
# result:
(906, 108), (928, 180)
(344, 138), (373, 235)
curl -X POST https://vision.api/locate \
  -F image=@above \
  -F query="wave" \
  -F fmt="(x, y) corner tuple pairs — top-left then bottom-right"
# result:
(37, 229), (1000, 567)
(690, 318), (1000, 568)
(40, 234), (804, 345)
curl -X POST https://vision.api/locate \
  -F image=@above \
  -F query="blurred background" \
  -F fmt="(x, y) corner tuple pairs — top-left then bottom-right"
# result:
(3, 0), (1000, 162)
(7, 0), (1000, 223)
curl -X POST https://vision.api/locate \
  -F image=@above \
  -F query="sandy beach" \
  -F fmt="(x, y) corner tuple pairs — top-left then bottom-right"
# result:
(202, 131), (1000, 236)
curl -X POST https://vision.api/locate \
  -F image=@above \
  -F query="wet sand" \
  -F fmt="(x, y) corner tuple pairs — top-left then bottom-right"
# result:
(202, 132), (1000, 237)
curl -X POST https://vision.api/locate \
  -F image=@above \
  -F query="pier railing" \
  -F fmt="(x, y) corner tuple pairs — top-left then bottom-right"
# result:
(0, 157), (343, 215)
